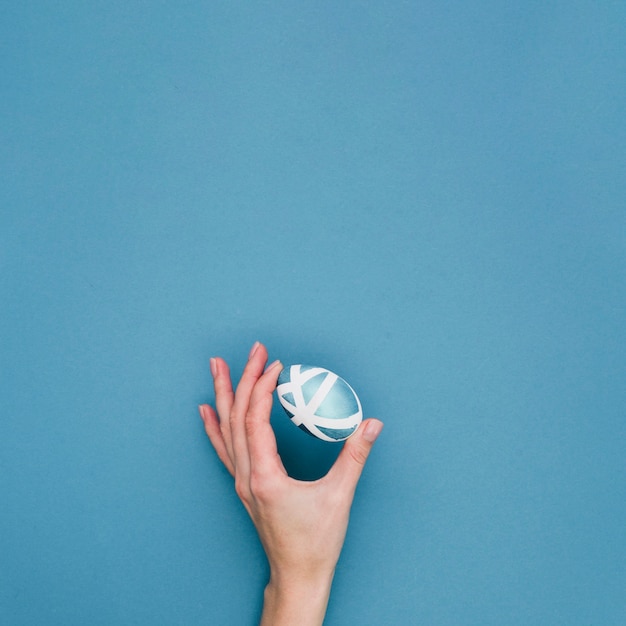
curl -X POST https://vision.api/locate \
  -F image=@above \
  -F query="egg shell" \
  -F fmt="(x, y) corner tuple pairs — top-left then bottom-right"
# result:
(276, 364), (363, 442)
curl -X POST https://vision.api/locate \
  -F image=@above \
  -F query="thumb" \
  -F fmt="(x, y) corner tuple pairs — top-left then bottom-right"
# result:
(327, 418), (383, 493)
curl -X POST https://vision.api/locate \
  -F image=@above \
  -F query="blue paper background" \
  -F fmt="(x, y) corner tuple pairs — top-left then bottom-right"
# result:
(1, 2), (625, 624)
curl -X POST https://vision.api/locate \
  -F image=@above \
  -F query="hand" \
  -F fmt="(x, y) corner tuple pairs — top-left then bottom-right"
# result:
(198, 342), (383, 626)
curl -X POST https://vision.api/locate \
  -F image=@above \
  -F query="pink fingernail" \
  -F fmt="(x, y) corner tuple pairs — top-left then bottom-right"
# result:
(210, 357), (217, 377)
(248, 341), (261, 360)
(363, 420), (383, 443)
(266, 359), (281, 372)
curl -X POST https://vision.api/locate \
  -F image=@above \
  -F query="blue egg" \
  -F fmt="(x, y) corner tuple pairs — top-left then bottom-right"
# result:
(276, 364), (363, 442)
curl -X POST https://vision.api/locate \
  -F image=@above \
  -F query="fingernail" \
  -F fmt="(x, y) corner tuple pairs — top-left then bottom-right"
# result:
(363, 420), (383, 443)
(248, 341), (260, 360)
(210, 357), (217, 377)
(265, 359), (281, 372)
(198, 405), (205, 419)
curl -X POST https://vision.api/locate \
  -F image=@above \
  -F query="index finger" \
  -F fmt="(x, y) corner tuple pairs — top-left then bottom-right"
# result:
(245, 359), (285, 475)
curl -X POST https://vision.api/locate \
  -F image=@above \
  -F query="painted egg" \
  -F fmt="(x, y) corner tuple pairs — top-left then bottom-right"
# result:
(276, 364), (363, 442)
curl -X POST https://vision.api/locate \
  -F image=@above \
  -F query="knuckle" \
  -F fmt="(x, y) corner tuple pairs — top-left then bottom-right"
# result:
(234, 477), (249, 502)
(249, 392), (271, 416)
(249, 472), (276, 503)
(348, 443), (369, 467)
(244, 412), (255, 434)
(244, 412), (261, 438)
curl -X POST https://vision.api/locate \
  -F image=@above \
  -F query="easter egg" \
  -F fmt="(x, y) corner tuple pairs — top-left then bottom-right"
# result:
(276, 364), (363, 442)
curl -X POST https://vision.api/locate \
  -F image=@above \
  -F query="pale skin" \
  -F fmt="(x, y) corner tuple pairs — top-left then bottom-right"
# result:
(198, 341), (383, 626)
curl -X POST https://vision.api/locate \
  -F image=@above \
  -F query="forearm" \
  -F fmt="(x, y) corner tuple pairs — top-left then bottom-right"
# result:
(260, 572), (335, 626)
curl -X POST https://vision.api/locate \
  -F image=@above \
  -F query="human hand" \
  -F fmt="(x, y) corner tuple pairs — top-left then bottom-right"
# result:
(198, 342), (383, 626)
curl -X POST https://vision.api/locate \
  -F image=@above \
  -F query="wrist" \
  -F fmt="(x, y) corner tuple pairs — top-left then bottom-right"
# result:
(261, 570), (334, 626)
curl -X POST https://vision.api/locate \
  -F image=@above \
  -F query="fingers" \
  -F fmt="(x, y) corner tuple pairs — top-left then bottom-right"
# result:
(199, 404), (235, 476)
(245, 359), (285, 476)
(229, 342), (269, 481)
(325, 418), (383, 495)
(201, 343), (287, 495)
(212, 357), (235, 465)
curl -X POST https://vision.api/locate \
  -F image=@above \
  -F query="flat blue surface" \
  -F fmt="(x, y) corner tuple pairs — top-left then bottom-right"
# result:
(1, 2), (625, 624)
